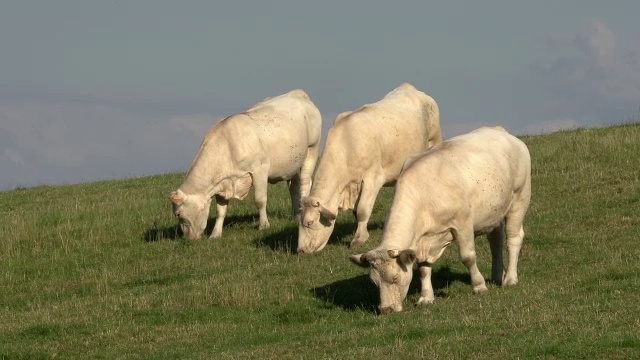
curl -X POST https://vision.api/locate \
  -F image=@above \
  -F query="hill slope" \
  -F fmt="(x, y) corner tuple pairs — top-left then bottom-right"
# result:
(1, 124), (639, 359)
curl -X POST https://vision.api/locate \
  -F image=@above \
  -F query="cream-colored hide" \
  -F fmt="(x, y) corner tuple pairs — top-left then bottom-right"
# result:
(350, 126), (531, 314)
(170, 89), (322, 239)
(297, 83), (442, 254)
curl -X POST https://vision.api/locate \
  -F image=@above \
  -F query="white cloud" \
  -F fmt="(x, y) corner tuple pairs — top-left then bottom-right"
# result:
(589, 21), (617, 71)
(0, 148), (24, 165)
(507, 20), (640, 137)
(0, 92), (346, 190)
(0, 98), (221, 190)
(535, 21), (640, 115)
(0, 100), (135, 167)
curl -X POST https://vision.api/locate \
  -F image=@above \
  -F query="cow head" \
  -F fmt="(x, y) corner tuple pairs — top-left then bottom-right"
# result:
(169, 189), (212, 240)
(296, 196), (337, 254)
(350, 249), (416, 314)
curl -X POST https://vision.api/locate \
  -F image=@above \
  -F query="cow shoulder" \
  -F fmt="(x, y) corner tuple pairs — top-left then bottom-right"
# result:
(338, 181), (361, 211)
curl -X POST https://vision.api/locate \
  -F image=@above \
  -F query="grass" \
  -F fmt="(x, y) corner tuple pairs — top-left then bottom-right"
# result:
(1, 123), (639, 359)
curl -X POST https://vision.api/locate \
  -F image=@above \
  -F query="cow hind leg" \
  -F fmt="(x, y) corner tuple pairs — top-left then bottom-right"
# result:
(454, 225), (488, 294)
(210, 195), (229, 239)
(503, 190), (529, 286)
(487, 223), (505, 285)
(503, 218), (525, 286)
(287, 173), (302, 222)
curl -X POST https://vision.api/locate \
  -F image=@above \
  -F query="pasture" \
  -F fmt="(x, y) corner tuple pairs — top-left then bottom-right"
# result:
(1, 124), (639, 359)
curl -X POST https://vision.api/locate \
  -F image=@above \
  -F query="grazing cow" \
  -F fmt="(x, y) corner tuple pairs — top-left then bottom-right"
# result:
(350, 126), (531, 314)
(170, 89), (322, 240)
(297, 83), (442, 254)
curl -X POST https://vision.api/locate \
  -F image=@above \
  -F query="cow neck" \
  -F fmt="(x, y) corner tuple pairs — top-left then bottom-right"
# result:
(309, 174), (342, 211)
(181, 172), (215, 198)
(180, 146), (226, 198)
(309, 153), (350, 213)
(380, 194), (422, 250)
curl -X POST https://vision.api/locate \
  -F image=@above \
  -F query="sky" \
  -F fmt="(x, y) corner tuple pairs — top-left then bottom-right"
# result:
(1, 1), (639, 190)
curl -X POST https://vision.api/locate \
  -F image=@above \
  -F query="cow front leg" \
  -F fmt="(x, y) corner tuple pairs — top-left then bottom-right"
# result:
(210, 195), (228, 239)
(503, 224), (524, 286)
(487, 223), (505, 285)
(503, 198), (528, 286)
(299, 145), (319, 197)
(455, 227), (488, 294)
(350, 177), (384, 248)
(253, 170), (270, 230)
(415, 233), (451, 305)
(416, 263), (435, 305)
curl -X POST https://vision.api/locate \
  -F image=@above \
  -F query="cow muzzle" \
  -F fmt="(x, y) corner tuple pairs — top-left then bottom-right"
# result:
(182, 227), (202, 240)
(380, 307), (395, 315)
(379, 303), (402, 315)
(297, 246), (315, 255)
(296, 241), (328, 255)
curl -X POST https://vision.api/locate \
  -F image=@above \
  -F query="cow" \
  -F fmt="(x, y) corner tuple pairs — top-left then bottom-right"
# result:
(350, 126), (531, 314)
(169, 89), (322, 240)
(297, 83), (442, 254)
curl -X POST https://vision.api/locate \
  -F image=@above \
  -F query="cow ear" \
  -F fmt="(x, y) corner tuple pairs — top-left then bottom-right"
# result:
(302, 197), (336, 220)
(387, 249), (401, 258)
(398, 249), (417, 266)
(388, 249), (416, 264)
(319, 204), (337, 221)
(301, 196), (320, 209)
(349, 253), (372, 268)
(169, 190), (186, 205)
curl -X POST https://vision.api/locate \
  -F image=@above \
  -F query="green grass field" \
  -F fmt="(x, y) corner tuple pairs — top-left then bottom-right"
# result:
(1, 124), (639, 359)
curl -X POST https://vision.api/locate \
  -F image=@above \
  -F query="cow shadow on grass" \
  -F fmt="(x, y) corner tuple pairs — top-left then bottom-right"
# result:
(255, 219), (384, 254)
(144, 223), (183, 242)
(143, 214), (257, 242)
(311, 265), (470, 314)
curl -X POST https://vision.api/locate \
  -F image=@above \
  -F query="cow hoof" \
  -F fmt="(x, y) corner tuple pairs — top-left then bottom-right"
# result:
(473, 285), (489, 294)
(502, 276), (518, 286)
(258, 222), (270, 230)
(416, 296), (434, 306)
(349, 239), (367, 248)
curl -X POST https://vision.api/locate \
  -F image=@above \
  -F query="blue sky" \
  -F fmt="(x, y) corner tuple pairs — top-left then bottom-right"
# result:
(1, 1), (639, 190)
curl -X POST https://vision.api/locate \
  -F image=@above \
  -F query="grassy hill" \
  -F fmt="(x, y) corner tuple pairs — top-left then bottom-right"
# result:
(1, 124), (639, 359)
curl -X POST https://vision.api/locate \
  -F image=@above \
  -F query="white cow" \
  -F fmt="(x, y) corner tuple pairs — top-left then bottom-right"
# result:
(297, 83), (442, 254)
(170, 89), (322, 240)
(350, 126), (531, 314)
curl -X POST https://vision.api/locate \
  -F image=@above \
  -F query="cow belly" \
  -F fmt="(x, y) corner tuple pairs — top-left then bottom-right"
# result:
(473, 220), (503, 236)
(268, 156), (306, 182)
(471, 196), (510, 235)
